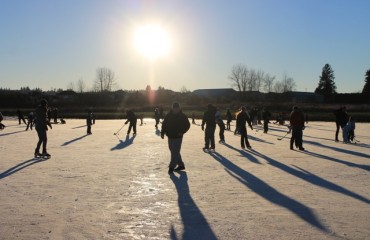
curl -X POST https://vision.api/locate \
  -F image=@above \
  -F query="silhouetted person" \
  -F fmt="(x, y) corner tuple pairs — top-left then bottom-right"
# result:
(201, 104), (217, 151)
(0, 112), (5, 129)
(17, 109), (27, 125)
(191, 112), (196, 124)
(226, 109), (232, 130)
(86, 110), (93, 135)
(290, 106), (305, 151)
(125, 110), (137, 136)
(154, 108), (160, 129)
(47, 108), (52, 122)
(236, 106), (253, 149)
(25, 112), (35, 131)
(34, 99), (52, 158)
(343, 116), (356, 143)
(334, 106), (349, 142)
(161, 102), (190, 174)
(52, 107), (59, 123)
(262, 108), (271, 133)
(215, 109), (225, 143)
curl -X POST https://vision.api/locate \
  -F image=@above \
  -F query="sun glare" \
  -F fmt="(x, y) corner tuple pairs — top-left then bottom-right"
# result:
(134, 24), (171, 60)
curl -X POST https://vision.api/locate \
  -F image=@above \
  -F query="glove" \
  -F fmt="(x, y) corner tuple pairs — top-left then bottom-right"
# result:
(161, 133), (164, 139)
(201, 126), (204, 131)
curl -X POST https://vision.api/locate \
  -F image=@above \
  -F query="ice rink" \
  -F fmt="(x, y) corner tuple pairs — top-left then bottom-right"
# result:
(1, 119), (369, 239)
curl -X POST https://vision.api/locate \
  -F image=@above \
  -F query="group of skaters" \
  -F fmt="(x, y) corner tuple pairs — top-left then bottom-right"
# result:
(0, 99), (358, 174)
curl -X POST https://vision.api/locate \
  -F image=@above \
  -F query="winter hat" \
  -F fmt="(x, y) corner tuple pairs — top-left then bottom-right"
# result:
(172, 102), (180, 108)
(40, 99), (48, 107)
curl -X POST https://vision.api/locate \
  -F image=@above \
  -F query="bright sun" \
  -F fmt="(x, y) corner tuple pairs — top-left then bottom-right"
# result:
(134, 24), (171, 59)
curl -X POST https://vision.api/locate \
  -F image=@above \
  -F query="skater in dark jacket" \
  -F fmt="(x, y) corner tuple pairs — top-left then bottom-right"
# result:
(236, 106), (253, 149)
(161, 102), (190, 174)
(86, 110), (94, 135)
(290, 106), (305, 150)
(226, 109), (232, 130)
(0, 112), (5, 129)
(215, 109), (226, 143)
(25, 112), (35, 131)
(154, 108), (160, 129)
(334, 106), (349, 142)
(262, 108), (271, 133)
(34, 99), (52, 158)
(125, 110), (137, 136)
(201, 104), (217, 151)
(17, 109), (27, 125)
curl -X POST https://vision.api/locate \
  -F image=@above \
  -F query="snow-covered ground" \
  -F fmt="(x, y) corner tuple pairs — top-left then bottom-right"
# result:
(0, 119), (369, 240)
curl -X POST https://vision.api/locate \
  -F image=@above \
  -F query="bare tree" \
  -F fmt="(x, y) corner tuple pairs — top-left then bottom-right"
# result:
(273, 81), (284, 93)
(263, 74), (275, 93)
(229, 64), (248, 92)
(94, 67), (117, 92)
(77, 78), (86, 93)
(273, 73), (296, 93)
(281, 73), (296, 92)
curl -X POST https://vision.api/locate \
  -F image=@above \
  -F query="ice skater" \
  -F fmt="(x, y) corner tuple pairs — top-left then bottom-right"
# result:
(262, 108), (271, 133)
(226, 109), (232, 130)
(343, 116), (356, 143)
(334, 106), (348, 142)
(215, 109), (225, 143)
(191, 112), (196, 124)
(125, 109), (137, 136)
(86, 110), (94, 135)
(17, 109), (27, 125)
(34, 99), (52, 158)
(161, 102), (190, 174)
(0, 112), (5, 129)
(236, 106), (253, 149)
(154, 108), (160, 129)
(25, 111), (35, 131)
(289, 106), (305, 151)
(201, 104), (217, 152)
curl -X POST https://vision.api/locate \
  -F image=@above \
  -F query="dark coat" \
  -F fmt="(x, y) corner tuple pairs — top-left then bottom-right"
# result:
(236, 111), (252, 129)
(161, 110), (190, 138)
(202, 107), (217, 129)
(290, 109), (305, 128)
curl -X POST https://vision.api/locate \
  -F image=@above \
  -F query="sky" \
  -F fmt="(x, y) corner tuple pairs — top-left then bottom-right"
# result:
(0, 0), (369, 93)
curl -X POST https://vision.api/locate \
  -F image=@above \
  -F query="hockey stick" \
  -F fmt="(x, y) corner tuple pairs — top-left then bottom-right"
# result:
(277, 131), (290, 140)
(113, 124), (126, 135)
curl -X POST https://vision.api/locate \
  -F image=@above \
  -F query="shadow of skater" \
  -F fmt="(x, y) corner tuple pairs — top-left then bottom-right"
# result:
(209, 151), (330, 233)
(305, 140), (370, 159)
(111, 134), (135, 151)
(61, 134), (89, 146)
(0, 158), (48, 180)
(170, 172), (217, 240)
(0, 130), (25, 137)
(247, 150), (370, 205)
(223, 143), (261, 164)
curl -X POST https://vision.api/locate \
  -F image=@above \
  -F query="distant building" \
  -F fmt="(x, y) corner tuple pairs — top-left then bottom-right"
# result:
(191, 88), (237, 99)
(289, 91), (324, 103)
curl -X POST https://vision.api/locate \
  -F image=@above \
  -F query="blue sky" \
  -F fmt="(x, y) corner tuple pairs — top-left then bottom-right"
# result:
(0, 0), (369, 93)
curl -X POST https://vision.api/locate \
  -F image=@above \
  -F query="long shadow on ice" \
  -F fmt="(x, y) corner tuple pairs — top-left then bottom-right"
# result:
(247, 150), (370, 205)
(301, 150), (370, 172)
(223, 143), (261, 164)
(209, 151), (330, 233)
(61, 134), (89, 146)
(305, 140), (370, 159)
(0, 158), (48, 180)
(111, 135), (135, 151)
(170, 172), (217, 240)
(0, 130), (25, 137)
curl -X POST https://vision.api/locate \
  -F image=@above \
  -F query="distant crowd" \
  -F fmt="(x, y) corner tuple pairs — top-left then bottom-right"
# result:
(0, 100), (356, 173)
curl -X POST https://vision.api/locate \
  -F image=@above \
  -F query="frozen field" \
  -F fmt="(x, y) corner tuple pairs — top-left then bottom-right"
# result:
(0, 119), (369, 240)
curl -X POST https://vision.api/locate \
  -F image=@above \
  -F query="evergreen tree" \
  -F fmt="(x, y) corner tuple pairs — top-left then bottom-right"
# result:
(315, 63), (337, 101)
(361, 69), (370, 96)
